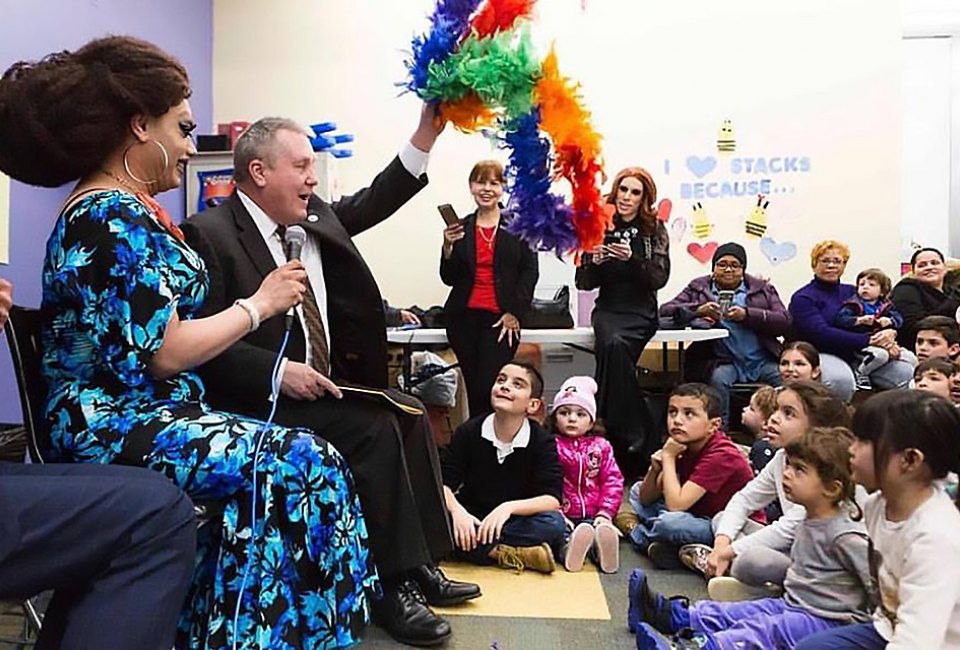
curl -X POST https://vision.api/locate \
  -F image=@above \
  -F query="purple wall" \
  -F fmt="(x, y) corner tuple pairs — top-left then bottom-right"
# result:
(0, 0), (213, 424)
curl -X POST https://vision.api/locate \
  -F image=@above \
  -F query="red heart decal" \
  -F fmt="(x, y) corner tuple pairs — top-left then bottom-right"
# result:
(657, 198), (672, 222)
(687, 241), (718, 264)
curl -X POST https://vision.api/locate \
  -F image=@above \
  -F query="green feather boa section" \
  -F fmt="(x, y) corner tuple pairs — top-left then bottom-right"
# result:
(422, 28), (542, 119)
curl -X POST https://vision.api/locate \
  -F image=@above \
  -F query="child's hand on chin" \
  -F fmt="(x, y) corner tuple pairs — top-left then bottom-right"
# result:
(662, 437), (687, 458)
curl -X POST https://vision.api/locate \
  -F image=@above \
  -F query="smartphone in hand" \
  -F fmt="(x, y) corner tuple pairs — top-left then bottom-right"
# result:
(438, 204), (460, 227)
(718, 290), (735, 314)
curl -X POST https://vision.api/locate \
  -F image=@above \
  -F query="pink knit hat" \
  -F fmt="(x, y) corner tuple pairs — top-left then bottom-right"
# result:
(551, 376), (598, 421)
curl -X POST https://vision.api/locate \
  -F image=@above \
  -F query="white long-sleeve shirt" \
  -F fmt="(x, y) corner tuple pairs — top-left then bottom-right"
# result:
(865, 488), (960, 650)
(714, 449), (807, 555)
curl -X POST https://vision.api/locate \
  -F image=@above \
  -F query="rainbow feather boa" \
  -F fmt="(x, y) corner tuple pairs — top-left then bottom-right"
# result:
(404, 0), (608, 254)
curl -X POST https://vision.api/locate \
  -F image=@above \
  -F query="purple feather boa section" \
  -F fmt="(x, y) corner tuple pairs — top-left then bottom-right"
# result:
(404, 0), (483, 95)
(502, 110), (577, 254)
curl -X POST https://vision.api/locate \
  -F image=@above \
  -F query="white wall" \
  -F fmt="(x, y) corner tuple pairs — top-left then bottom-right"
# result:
(213, 0), (901, 307)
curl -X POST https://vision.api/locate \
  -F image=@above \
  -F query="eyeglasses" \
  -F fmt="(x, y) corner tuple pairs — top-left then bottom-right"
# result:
(618, 185), (642, 197)
(715, 262), (742, 271)
(818, 257), (846, 267)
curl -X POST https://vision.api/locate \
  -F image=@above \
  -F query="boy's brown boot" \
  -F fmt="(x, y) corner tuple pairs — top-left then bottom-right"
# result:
(613, 510), (640, 536)
(493, 542), (556, 574)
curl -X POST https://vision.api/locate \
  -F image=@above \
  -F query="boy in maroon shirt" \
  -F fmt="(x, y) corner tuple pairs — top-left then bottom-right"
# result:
(627, 383), (759, 569)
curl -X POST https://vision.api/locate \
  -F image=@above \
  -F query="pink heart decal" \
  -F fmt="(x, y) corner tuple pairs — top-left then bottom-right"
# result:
(657, 198), (672, 222)
(687, 241), (718, 264)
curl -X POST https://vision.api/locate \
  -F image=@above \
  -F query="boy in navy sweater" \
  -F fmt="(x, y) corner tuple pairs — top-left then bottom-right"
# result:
(441, 362), (565, 573)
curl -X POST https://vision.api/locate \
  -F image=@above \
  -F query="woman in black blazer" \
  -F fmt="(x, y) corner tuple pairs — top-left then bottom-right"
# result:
(575, 167), (670, 476)
(440, 160), (539, 417)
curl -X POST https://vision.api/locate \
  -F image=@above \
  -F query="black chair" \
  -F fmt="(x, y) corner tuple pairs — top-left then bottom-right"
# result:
(3, 306), (45, 647)
(4, 306), (48, 464)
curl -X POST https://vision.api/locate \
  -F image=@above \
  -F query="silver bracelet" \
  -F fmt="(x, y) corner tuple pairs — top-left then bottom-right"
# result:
(234, 298), (260, 332)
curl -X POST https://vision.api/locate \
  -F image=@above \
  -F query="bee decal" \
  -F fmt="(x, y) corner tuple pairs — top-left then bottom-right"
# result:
(692, 203), (712, 239)
(717, 119), (736, 153)
(745, 195), (770, 239)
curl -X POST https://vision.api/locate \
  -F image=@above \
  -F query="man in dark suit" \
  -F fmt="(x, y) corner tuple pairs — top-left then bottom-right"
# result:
(182, 107), (477, 648)
(1, 278), (196, 650)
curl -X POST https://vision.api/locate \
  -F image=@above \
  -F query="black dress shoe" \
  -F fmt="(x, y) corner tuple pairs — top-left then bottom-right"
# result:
(412, 564), (482, 607)
(373, 580), (452, 647)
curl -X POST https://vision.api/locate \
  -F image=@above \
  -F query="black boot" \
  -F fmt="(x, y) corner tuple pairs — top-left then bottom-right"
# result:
(412, 564), (481, 606)
(373, 579), (452, 647)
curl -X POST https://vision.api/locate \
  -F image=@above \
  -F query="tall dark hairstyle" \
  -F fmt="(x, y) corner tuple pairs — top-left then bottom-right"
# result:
(0, 35), (190, 187)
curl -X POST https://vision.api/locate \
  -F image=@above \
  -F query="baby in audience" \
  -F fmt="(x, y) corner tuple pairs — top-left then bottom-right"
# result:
(627, 384), (758, 570)
(677, 381), (851, 601)
(912, 357), (955, 400)
(833, 268), (910, 378)
(550, 376), (625, 574)
(632, 428), (872, 650)
(441, 362), (566, 573)
(795, 391), (960, 650)
(913, 315), (960, 362)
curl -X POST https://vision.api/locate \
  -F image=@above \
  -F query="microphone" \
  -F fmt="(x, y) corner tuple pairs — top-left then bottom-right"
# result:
(283, 224), (308, 331)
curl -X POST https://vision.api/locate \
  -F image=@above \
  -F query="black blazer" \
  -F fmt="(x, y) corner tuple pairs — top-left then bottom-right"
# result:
(181, 156), (426, 412)
(439, 212), (539, 321)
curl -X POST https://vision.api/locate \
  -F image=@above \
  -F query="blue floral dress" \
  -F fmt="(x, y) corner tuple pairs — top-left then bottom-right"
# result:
(41, 190), (377, 649)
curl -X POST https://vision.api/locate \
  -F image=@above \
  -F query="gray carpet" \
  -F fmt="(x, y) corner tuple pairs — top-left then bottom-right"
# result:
(360, 540), (709, 649)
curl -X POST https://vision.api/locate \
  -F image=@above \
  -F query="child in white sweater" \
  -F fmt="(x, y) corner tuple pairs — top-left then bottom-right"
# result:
(795, 390), (960, 650)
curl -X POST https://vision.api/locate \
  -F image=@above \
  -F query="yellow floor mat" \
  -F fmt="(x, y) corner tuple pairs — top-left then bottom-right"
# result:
(433, 561), (611, 620)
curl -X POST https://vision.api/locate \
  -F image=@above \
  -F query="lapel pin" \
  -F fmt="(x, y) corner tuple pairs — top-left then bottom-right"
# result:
(306, 214), (319, 223)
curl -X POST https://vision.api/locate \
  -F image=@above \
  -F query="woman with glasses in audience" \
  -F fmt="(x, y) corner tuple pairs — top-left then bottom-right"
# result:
(660, 242), (789, 428)
(788, 241), (914, 401)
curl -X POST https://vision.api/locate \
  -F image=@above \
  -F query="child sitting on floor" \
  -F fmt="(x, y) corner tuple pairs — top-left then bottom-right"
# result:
(678, 381), (851, 601)
(627, 383), (758, 570)
(441, 362), (565, 573)
(550, 376), (625, 573)
(630, 427), (873, 650)
(912, 357), (955, 400)
(914, 315), (960, 362)
(795, 391), (960, 649)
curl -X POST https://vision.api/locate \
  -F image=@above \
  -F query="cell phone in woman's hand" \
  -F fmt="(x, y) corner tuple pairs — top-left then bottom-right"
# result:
(438, 204), (460, 227)
(717, 290), (735, 314)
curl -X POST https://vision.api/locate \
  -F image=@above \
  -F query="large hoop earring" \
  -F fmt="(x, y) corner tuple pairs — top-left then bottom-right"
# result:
(123, 139), (169, 186)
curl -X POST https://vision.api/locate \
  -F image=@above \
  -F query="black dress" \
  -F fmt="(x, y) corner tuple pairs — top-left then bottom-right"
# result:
(575, 216), (671, 475)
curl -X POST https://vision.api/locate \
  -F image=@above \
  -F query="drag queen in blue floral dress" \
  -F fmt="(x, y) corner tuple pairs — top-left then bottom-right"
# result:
(0, 36), (375, 650)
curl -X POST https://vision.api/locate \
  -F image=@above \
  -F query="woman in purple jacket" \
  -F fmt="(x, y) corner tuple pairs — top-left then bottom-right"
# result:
(788, 240), (914, 401)
(660, 243), (790, 426)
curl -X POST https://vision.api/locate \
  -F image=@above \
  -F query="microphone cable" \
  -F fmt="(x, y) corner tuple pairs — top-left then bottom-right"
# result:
(232, 328), (290, 650)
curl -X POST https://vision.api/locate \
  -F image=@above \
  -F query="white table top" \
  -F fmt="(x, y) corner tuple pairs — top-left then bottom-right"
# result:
(386, 327), (729, 346)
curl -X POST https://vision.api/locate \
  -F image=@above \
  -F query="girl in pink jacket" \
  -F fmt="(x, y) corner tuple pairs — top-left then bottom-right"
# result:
(551, 376), (625, 573)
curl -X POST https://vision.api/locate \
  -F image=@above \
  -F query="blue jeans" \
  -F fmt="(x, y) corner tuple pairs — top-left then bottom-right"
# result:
(459, 511), (567, 565)
(794, 622), (886, 649)
(709, 360), (782, 427)
(627, 487), (714, 550)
